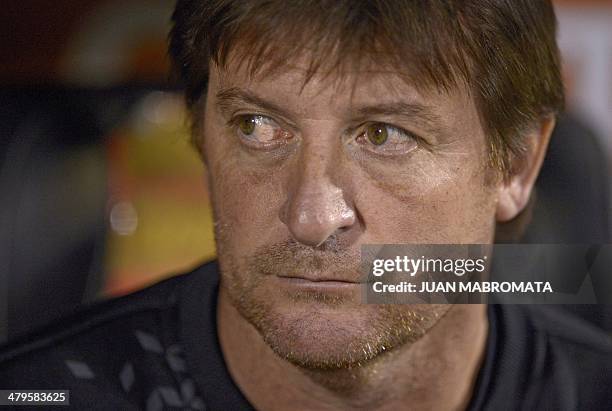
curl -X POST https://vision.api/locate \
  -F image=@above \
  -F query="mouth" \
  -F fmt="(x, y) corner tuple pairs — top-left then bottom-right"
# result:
(276, 275), (364, 289)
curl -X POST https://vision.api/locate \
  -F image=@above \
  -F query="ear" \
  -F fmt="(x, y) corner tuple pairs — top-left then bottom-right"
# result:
(496, 117), (556, 222)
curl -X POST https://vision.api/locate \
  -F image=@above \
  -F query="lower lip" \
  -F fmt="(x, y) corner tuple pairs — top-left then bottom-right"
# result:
(276, 277), (361, 290)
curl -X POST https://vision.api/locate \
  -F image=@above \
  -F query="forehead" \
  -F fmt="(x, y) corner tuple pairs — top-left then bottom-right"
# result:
(208, 55), (477, 122)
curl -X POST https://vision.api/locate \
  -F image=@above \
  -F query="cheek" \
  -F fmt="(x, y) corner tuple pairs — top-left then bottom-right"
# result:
(205, 134), (286, 254)
(356, 156), (497, 243)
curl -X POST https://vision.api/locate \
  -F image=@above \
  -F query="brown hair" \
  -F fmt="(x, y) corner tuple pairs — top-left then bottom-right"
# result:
(169, 0), (564, 177)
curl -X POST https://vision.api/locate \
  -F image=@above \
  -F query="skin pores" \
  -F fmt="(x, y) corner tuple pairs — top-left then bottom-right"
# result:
(200, 60), (498, 370)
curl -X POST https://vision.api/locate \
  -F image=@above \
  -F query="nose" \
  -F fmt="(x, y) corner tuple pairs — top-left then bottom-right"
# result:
(280, 151), (356, 248)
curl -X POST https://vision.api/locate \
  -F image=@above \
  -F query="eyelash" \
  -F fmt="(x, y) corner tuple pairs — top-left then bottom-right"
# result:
(356, 123), (417, 140)
(228, 114), (422, 153)
(227, 114), (293, 151)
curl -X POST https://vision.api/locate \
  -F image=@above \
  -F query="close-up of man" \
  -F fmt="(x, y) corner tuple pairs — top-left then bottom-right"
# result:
(0, 0), (611, 410)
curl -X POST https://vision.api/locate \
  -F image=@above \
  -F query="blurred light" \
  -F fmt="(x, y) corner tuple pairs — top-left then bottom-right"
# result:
(142, 92), (182, 126)
(130, 91), (186, 136)
(110, 201), (138, 236)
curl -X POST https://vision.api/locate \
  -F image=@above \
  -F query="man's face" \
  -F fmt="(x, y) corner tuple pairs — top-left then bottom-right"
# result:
(201, 57), (499, 369)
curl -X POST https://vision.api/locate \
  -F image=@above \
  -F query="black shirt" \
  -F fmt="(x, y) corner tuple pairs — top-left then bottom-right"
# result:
(0, 261), (611, 410)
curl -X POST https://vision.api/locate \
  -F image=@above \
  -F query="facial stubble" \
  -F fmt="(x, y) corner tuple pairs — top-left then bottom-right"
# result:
(216, 230), (448, 372)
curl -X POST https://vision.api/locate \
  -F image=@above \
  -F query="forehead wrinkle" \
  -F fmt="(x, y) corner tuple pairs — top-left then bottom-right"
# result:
(217, 47), (442, 99)
(212, 59), (474, 140)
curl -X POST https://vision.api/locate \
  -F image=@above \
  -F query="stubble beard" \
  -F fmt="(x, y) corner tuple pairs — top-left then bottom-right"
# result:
(215, 230), (448, 374)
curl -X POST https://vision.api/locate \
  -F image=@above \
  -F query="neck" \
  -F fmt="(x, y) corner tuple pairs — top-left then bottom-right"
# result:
(217, 286), (488, 411)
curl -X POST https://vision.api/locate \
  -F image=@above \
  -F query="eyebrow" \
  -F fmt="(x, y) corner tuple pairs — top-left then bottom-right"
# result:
(216, 87), (296, 122)
(215, 87), (449, 139)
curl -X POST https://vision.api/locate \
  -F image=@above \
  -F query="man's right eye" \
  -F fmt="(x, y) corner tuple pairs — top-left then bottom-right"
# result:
(231, 114), (293, 148)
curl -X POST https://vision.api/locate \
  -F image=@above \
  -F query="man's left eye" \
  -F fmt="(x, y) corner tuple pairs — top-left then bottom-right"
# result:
(357, 123), (418, 155)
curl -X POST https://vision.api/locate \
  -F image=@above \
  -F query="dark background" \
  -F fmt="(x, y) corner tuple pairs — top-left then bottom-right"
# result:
(1, 0), (611, 342)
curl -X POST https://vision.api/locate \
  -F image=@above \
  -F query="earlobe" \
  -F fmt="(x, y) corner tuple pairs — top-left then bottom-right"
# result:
(495, 117), (556, 222)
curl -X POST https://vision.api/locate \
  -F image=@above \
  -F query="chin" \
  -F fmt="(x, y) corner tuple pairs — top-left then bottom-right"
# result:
(264, 303), (385, 368)
(231, 282), (446, 370)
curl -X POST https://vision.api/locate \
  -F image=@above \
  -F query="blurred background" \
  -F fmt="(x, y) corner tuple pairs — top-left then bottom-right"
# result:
(0, 0), (611, 342)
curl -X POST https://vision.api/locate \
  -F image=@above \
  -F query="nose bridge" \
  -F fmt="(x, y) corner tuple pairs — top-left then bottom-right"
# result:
(281, 135), (356, 247)
(299, 137), (334, 187)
